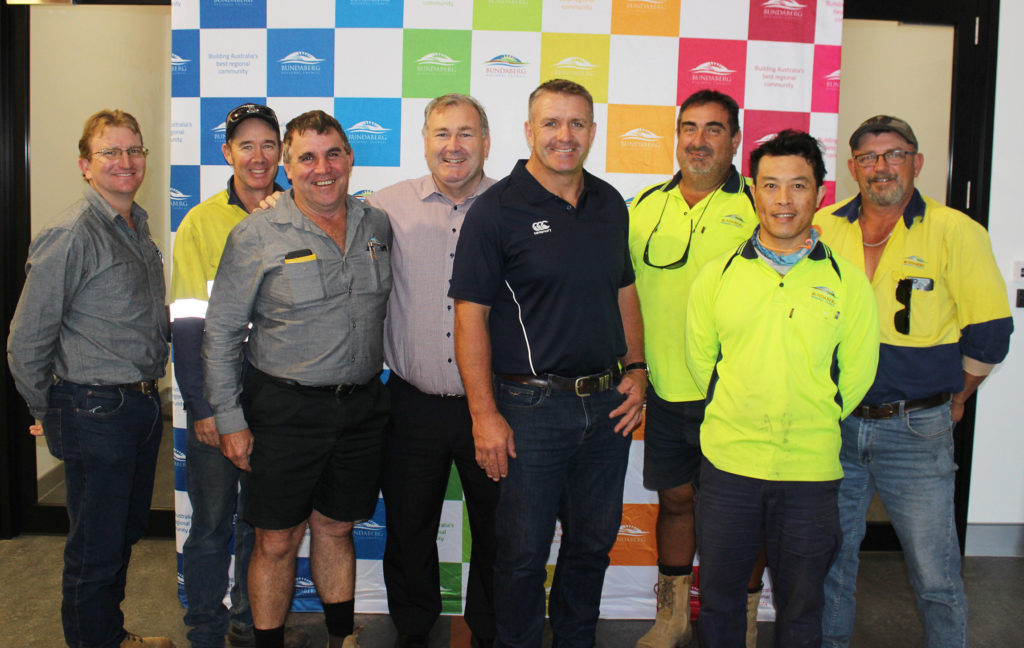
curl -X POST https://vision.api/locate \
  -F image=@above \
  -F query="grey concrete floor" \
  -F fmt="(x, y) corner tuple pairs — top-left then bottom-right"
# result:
(1, 534), (1021, 647)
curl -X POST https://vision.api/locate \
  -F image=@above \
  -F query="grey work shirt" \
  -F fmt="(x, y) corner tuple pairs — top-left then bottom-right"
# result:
(203, 190), (393, 436)
(368, 174), (495, 396)
(7, 185), (169, 419)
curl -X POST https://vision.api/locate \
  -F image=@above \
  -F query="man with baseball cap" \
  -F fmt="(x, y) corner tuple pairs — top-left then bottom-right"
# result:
(816, 115), (1012, 647)
(172, 103), (308, 648)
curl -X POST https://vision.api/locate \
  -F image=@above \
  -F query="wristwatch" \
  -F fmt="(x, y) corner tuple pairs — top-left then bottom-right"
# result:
(623, 361), (648, 375)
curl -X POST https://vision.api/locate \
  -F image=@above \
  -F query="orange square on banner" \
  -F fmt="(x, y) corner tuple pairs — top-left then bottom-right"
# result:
(610, 503), (658, 566)
(611, 0), (681, 37)
(606, 104), (675, 175)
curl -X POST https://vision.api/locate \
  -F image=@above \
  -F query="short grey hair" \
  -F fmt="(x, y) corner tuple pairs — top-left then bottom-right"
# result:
(421, 94), (490, 138)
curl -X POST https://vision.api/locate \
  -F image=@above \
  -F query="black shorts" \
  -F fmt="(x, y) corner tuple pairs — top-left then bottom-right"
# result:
(240, 367), (389, 530)
(642, 387), (705, 491)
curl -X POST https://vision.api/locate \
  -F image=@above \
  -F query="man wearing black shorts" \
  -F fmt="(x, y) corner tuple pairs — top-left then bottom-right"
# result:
(204, 110), (392, 648)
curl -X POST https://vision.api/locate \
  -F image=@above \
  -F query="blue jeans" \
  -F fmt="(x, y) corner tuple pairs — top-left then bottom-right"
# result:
(46, 380), (162, 648)
(183, 411), (255, 647)
(823, 404), (967, 648)
(492, 378), (632, 648)
(697, 460), (840, 648)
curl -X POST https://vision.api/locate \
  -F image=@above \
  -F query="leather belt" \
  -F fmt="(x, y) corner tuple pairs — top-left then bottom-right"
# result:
(257, 368), (365, 397)
(851, 393), (951, 420)
(497, 367), (621, 397)
(55, 377), (158, 395)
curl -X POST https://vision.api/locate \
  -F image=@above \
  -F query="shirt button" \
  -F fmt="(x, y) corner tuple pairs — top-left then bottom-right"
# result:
(447, 358), (453, 363)
(449, 253), (454, 258)
(446, 332), (451, 338)
(447, 305), (452, 311)
(452, 228), (456, 233)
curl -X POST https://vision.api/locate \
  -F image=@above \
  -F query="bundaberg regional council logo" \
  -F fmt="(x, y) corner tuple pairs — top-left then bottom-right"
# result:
(278, 51), (325, 74)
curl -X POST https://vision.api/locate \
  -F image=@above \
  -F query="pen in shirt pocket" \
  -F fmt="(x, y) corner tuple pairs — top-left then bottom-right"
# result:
(367, 237), (387, 261)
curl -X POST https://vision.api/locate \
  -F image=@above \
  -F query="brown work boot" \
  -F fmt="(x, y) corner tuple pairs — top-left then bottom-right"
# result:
(635, 572), (694, 647)
(745, 588), (762, 648)
(120, 632), (175, 648)
(328, 625), (363, 648)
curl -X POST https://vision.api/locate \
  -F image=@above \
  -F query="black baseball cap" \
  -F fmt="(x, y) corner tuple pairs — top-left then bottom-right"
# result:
(849, 115), (918, 151)
(225, 103), (280, 141)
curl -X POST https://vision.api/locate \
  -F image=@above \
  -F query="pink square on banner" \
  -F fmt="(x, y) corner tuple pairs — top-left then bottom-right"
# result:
(741, 109), (810, 176)
(748, 0), (817, 43)
(677, 38), (747, 107)
(822, 180), (836, 207)
(811, 45), (841, 113)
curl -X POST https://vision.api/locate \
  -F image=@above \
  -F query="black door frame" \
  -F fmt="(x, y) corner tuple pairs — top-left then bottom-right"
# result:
(0, 0), (1002, 543)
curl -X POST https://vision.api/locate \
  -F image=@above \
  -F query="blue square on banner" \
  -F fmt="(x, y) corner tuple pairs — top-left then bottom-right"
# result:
(200, 0), (266, 29)
(335, 98), (401, 167)
(170, 166), (201, 231)
(275, 166), (291, 190)
(353, 498), (387, 559)
(171, 30), (199, 97)
(173, 426), (188, 492)
(200, 97), (266, 165)
(267, 29), (334, 97)
(336, 0), (403, 27)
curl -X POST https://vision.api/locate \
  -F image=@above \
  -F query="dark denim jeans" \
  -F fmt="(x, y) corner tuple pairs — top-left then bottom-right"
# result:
(46, 380), (162, 648)
(492, 378), (632, 648)
(823, 405), (966, 648)
(696, 460), (840, 648)
(183, 411), (255, 647)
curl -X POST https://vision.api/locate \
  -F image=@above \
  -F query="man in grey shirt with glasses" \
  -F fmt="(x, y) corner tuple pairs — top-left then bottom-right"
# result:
(8, 109), (173, 648)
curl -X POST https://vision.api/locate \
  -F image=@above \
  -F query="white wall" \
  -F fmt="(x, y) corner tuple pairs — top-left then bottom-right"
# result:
(967, 2), (1024, 554)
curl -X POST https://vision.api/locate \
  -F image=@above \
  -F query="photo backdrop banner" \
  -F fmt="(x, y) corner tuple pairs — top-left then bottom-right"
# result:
(170, 0), (845, 619)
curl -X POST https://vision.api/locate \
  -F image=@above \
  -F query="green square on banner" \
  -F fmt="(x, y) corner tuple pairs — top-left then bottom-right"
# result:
(402, 29), (472, 98)
(462, 501), (472, 563)
(439, 562), (464, 614)
(445, 464), (463, 501)
(473, 0), (542, 32)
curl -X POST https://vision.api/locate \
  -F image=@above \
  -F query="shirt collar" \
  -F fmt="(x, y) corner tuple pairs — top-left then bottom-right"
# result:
(660, 165), (746, 196)
(82, 184), (147, 230)
(510, 159), (604, 209)
(832, 188), (926, 228)
(740, 234), (828, 262)
(414, 173), (494, 204)
(226, 175), (285, 213)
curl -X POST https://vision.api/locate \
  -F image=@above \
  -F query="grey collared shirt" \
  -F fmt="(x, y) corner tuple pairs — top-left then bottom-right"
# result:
(368, 174), (495, 396)
(203, 190), (393, 435)
(7, 185), (169, 419)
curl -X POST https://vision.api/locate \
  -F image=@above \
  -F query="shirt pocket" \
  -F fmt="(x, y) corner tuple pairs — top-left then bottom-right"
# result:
(787, 290), (842, 365)
(265, 258), (327, 306)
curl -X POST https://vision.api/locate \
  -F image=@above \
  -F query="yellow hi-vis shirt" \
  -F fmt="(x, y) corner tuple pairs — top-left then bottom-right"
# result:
(628, 166), (755, 402)
(815, 190), (1012, 403)
(686, 239), (879, 481)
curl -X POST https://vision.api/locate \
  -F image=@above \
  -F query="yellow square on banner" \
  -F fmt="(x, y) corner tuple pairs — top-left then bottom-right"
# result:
(611, 0), (681, 36)
(606, 104), (675, 174)
(540, 33), (610, 103)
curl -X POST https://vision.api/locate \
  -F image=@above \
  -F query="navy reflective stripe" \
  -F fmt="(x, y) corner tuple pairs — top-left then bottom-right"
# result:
(830, 345), (842, 411)
(706, 350), (723, 406)
(634, 179), (673, 209)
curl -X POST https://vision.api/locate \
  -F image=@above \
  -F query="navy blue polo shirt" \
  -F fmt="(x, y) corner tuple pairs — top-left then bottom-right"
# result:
(449, 159), (634, 376)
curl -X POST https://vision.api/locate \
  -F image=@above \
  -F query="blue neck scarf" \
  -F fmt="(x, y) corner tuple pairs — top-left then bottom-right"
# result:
(753, 225), (820, 266)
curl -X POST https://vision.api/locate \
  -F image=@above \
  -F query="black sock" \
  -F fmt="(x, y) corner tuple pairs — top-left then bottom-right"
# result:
(324, 599), (355, 638)
(658, 562), (693, 577)
(254, 626), (284, 648)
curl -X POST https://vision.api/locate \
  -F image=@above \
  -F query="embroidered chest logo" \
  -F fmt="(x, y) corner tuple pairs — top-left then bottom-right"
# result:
(904, 255), (926, 269)
(532, 220), (552, 235)
(719, 214), (746, 228)
(810, 285), (836, 307)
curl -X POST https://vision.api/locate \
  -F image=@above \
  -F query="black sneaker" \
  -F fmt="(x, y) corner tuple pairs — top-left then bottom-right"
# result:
(228, 626), (311, 648)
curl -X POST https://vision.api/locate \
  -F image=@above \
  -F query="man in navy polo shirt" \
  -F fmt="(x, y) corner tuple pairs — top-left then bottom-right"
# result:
(450, 78), (648, 648)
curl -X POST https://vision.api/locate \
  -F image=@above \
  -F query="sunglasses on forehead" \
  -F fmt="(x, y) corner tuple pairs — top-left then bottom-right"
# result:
(226, 104), (277, 126)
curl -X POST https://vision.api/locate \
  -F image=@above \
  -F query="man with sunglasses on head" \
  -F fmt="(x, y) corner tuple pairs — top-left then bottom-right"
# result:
(8, 110), (173, 647)
(815, 115), (1012, 648)
(628, 89), (763, 648)
(171, 104), (308, 648)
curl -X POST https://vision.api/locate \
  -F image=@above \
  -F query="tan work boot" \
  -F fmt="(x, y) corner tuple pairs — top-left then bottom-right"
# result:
(635, 572), (694, 648)
(329, 625), (362, 648)
(745, 588), (762, 648)
(120, 633), (175, 648)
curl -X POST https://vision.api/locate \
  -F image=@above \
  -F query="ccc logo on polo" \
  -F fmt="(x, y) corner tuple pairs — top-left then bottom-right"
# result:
(532, 220), (551, 235)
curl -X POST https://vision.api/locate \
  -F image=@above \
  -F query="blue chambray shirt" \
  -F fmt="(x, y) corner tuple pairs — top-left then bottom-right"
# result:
(203, 190), (393, 436)
(7, 185), (169, 419)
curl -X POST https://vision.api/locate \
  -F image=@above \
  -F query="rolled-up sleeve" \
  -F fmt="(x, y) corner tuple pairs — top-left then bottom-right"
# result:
(203, 222), (264, 435)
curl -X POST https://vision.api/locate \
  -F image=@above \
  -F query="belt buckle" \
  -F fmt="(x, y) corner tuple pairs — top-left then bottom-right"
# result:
(574, 372), (610, 397)
(139, 381), (156, 396)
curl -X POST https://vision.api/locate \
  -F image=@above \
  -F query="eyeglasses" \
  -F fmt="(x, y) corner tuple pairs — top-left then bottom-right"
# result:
(227, 104), (276, 128)
(852, 149), (916, 168)
(894, 278), (913, 334)
(641, 187), (719, 270)
(90, 146), (149, 160)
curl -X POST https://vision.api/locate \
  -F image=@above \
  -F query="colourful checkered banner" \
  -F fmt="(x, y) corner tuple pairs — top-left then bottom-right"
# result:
(171, 0), (845, 620)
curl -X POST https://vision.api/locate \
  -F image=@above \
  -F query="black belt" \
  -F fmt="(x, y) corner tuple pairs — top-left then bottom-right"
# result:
(254, 367), (366, 397)
(851, 393), (951, 420)
(55, 377), (158, 395)
(497, 367), (621, 397)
